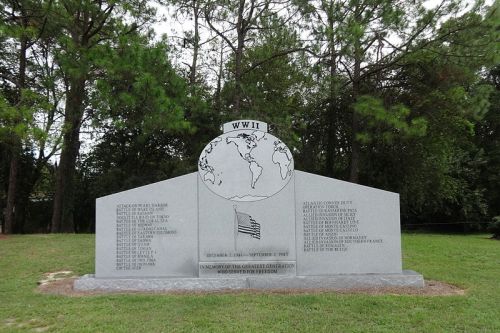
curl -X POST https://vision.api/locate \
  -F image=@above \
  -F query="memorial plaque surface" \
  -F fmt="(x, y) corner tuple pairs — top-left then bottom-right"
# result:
(198, 180), (295, 264)
(295, 171), (402, 275)
(96, 173), (198, 278)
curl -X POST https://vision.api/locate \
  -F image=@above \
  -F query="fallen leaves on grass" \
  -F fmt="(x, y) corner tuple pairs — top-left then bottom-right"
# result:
(37, 271), (77, 286)
(2, 318), (52, 332)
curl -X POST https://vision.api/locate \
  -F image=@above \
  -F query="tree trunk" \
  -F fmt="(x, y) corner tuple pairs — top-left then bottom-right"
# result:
(349, 41), (362, 184)
(349, 109), (361, 183)
(325, 107), (337, 177)
(234, 46), (243, 114)
(214, 40), (224, 113)
(189, 0), (200, 91)
(4, 152), (19, 234)
(233, 0), (246, 115)
(324, 6), (337, 177)
(51, 76), (85, 233)
(4, 23), (28, 234)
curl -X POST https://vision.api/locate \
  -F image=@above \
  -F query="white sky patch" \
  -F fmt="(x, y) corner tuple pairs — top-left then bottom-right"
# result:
(150, 0), (493, 86)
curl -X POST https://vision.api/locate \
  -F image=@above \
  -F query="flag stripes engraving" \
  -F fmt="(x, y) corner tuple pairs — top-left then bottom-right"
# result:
(236, 211), (260, 239)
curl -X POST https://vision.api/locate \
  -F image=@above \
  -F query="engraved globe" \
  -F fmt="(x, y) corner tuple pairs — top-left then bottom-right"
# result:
(198, 129), (294, 201)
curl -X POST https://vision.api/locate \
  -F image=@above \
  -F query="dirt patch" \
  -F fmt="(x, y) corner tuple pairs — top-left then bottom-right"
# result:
(37, 278), (465, 297)
(0, 234), (9, 240)
(330, 280), (465, 296)
(2, 318), (52, 331)
(37, 278), (82, 296)
(38, 271), (77, 286)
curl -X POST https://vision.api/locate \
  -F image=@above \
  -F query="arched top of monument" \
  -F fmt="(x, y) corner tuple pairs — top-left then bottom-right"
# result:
(222, 120), (268, 134)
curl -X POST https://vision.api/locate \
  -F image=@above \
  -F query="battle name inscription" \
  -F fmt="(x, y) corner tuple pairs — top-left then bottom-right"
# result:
(302, 200), (383, 252)
(115, 203), (176, 270)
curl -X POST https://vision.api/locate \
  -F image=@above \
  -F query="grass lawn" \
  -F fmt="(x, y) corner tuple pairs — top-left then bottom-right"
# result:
(0, 233), (499, 332)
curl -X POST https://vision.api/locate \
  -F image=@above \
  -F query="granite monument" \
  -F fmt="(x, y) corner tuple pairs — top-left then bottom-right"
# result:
(75, 120), (424, 291)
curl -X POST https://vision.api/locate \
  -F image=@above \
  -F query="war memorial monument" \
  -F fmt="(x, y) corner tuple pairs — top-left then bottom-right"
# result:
(75, 120), (424, 291)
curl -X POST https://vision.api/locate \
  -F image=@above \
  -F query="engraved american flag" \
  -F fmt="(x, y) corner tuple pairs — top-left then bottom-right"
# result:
(236, 211), (261, 239)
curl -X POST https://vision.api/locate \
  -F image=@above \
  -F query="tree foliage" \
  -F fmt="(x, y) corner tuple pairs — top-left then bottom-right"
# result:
(0, 0), (498, 233)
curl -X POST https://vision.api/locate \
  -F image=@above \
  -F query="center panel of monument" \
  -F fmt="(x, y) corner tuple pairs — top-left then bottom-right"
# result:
(197, 122), (296, 277)
(198, 175), (296, 277)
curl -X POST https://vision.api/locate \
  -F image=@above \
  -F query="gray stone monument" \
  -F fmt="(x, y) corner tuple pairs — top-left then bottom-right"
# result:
(75, 120), (424, 292)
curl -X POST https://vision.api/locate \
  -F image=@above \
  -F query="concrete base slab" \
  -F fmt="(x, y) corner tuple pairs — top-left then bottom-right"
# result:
(74, 270), (424, 292)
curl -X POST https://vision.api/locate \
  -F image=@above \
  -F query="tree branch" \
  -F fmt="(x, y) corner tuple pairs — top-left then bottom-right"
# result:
(243, 47), (321, 75)
(204, 6), (236, 52)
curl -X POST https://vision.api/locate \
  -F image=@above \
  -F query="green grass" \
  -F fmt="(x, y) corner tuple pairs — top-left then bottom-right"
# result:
(0, 233), (499, 332)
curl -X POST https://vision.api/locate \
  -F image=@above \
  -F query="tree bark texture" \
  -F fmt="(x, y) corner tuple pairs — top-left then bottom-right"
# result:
(214, 40), (224, 113)
(4, 21), (28, 234)
(4, 152), (19, 234)
(233, 0), (246, 115)
(51, 76), (85, 233)
(349, 39), (362, 184)
(189, 0), (200, 90)
(325, 7), (337, 177)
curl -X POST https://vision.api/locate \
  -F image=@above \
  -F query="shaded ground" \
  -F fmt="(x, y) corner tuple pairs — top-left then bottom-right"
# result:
(37, 277), (464, 297)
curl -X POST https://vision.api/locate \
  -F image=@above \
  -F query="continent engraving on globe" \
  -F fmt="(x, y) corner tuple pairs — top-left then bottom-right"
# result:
(198, 120), (294, 202)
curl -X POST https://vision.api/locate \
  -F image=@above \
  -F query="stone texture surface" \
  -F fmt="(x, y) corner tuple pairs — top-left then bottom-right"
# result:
(96, 173), (199, 278)
(247, 270), (424, 289)
(74, 274), (248, 291)
(74, 271), (423, 292)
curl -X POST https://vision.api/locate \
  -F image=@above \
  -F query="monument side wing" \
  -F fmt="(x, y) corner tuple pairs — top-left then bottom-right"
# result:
(294, 171), (402, 275)
(95, 172), (198, 278)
